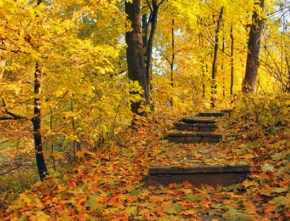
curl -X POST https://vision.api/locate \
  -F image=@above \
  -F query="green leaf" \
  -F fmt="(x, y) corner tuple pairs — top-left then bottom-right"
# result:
(261, 163), (275, 172)
(269, 195), (290, 206)
(184, 194), (201, 202)
(126, 206), (138, 215)
(129, 189), (140, 196)
(165, 207), (178, 214)
(224, 206), (252, 221)
(158, 217), (173, 221)
(211, 203), (224, 209)
(166, 202), (185, 214)
(272, 187), (288, 193)
(174, 202), (185, 212)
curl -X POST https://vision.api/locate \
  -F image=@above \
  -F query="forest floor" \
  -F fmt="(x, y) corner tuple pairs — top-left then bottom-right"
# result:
(1, 107), (289, 220)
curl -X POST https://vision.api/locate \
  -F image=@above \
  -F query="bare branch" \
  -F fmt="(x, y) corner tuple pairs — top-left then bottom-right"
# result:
(0, 98), (28, 121)
(158, 0), (165, 7)
(146, 0), (153, 12)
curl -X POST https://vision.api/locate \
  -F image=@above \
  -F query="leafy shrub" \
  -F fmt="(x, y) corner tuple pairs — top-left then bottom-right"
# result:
(229, 93), (289, 138)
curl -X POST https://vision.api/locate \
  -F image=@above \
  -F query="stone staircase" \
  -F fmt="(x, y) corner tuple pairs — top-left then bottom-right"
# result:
(168, 112), (224, 144)
(148, 111), (250, 187)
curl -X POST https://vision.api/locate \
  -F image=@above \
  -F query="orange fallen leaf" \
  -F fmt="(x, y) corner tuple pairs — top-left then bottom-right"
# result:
(181, 209), (198, 216)
(243, 179), (259, 188)
(264, 205), (276, 214)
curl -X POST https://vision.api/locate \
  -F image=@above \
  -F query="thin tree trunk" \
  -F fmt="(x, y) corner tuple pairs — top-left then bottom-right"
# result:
(32, 0), (48, 181)
(170, 19), (175, 107)
(211, 6), (224, 108)
(143, 0), (165, 106)
(32, 62), (48, 181)
(0, 57), (6, 80)
(125, 0), (148, 114)
(49, 107), (56, 171)
(230, 24), (234, 95)
(202, 63), (208, 99)
(242, 0), (265, 93)
(221, 28), (225, 98)
(71, 100), (80, 154)
(198, 29), (206, 99)
(202, 69), (205, 99)
(286, 56), (290, 92)
(145, 0), (160, 104)
(142, 14), (149, 60)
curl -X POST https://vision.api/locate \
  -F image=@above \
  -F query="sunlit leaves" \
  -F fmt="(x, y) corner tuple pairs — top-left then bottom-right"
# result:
(0, 0), (132, 196)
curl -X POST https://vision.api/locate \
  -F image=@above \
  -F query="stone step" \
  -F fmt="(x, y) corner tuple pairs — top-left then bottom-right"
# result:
(182, 118), (216, 124)
(196, 112), (224, 117)
(148, 165), (250, 186)
(168, 133), (222, 143)
(173, 122), (217, 132)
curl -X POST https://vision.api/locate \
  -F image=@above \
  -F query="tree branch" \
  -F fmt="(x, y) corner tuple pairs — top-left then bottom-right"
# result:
(0, 98), (28, 121)
(158, 0), (165, 7)
(146, 0), (153, 12)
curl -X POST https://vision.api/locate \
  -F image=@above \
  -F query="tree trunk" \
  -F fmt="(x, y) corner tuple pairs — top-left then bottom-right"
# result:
(125, 0), (148, 114)
(202, 65), (206, 99)
(230, 24), (234, 95)
(31, 0), (48, 181)
(211, 6), (224, 108)
(144, 0), (164, 106)
(32, 62), (48, 181)
(221, 28), (225, 98)
(49, 107), (56, 171)
(242, 0), (265, 93)
(170, 19), (175, 107)
(198, 30), (206, 99)
(286, 56), (290, 93)
(71, 100), (80, 155)
(145, 0), (158, 102)
(142, 14), (149, 60)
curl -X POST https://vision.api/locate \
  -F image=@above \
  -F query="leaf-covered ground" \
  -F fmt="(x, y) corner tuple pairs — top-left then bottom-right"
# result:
(1, 105), (289, 220)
